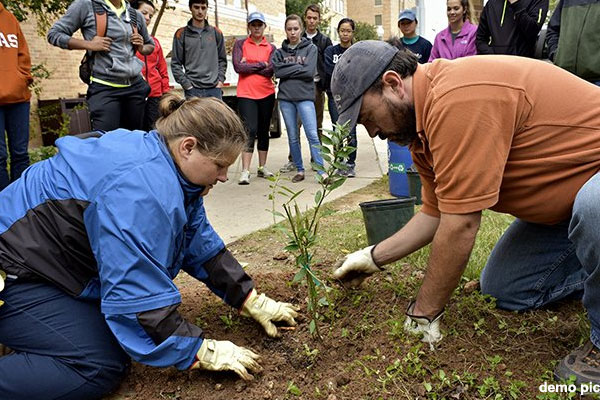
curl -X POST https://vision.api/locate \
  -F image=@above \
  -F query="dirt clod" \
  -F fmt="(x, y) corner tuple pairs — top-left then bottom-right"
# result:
(463, 280), (481, 294)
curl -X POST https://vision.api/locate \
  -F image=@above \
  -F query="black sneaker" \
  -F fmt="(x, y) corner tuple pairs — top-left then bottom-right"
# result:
(555, 341), (600, 385)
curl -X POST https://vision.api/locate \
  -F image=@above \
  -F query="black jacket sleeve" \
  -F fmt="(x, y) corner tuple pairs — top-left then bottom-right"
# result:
(546, 0), (563, 60)
(510, 0), (549, 40)
(476, 3), (494, 54)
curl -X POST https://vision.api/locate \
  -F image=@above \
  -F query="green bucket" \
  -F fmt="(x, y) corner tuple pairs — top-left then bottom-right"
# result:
(359, 197), (415, 246)
(407, 171), (422, 205)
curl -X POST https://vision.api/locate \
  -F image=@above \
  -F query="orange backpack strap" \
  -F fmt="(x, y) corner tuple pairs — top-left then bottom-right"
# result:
(175, 27), (185, 40)
(91, 0), (107, 37)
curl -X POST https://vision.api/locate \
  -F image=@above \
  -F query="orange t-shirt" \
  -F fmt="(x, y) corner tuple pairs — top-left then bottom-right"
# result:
(410, 55), (600, 224)
(235, 37), (275, 100)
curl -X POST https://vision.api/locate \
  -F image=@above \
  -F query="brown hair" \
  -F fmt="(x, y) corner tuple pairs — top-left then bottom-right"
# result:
(303, 4), (321, 17)
(451, 0), (474, 22)
(156, 93), (247, 160)
(285, 14), (304, 30)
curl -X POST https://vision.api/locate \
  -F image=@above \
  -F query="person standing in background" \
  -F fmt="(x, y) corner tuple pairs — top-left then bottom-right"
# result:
(546, 0), (600, 86)
(133, 0), (170, 131)
(47, 0), (155, 131)
(476, 0), (548, 57)
(324, 18), (358, 177)
(302, 4), (332, 140)
(0, 2), (32, 191)
(396, 9), (432, 64)
(272, 14), (326, 183)
(429, 0), (478, 61)
(279, 3), (332, 174)
(171, 0), (227, 100)
(233, 11), (277, 185)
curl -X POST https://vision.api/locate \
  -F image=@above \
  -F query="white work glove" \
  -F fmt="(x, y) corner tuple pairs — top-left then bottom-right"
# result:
(240, 289), (299, 337)
(191, 339), (262, 380)
(332, 245), (383, 287)
(404, 301), (444, 349)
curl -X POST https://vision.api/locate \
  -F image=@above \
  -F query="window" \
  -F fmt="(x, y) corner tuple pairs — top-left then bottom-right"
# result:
(374, 14), (382, 26)
(375, 0), (382, 5)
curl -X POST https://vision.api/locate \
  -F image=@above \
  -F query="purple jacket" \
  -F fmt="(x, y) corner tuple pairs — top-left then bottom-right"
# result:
(429, 20), (477, 61)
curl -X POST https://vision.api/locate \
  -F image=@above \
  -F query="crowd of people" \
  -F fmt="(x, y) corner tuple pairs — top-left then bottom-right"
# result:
(1, 0), (600, 398)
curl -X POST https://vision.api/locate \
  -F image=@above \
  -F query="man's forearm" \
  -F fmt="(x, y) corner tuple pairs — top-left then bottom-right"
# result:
(372, 211), (440, 266)
(414, 212), (481, 318)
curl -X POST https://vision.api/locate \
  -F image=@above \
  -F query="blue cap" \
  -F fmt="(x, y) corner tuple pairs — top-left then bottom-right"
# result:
(247, 11), (266, 24)
(398, 9), (416, 22)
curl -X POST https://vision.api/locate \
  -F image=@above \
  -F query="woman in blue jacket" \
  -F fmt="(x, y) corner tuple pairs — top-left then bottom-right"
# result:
(0, 93), (298, 399)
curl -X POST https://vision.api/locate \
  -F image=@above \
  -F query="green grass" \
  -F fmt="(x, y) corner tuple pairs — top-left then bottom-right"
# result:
(232, 177), (590, 399)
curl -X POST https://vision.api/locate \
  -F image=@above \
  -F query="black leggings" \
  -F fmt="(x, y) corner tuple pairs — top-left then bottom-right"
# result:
(87, 77), (150, 131)
(238, 94), (275, 153)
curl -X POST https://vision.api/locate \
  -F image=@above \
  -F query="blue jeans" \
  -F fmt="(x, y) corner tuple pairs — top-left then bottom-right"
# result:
(0, 281), (130, 399)
(328, 94), (357, 167)
(480, 171), (600, 347)
(184, 86), (223, 100)
(279, 100), (324, 173)
(0, 102), (30, 191)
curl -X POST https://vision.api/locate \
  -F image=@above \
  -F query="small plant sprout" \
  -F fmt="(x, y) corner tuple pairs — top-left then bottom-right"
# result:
(269, 122), (355, 339)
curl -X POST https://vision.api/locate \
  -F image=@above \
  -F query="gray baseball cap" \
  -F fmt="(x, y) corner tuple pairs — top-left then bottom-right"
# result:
(247, 11), (266, 24)
(331, 40), (399, 131)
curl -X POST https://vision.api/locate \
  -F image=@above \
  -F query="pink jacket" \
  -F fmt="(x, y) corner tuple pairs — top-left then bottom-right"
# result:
(429, 20), (477, 61)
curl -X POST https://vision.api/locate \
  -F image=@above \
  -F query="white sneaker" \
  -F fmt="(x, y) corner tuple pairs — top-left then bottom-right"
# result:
(238, 170), (250, 185)
(279, 161), (295, 173)
(257, 166), (274, 178)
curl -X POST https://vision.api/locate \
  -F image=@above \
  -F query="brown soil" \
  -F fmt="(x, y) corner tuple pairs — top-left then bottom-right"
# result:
(109, 182), (586, 400)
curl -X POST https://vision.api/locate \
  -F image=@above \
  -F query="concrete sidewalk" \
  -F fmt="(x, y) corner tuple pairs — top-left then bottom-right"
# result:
(204, 114), (389, 244)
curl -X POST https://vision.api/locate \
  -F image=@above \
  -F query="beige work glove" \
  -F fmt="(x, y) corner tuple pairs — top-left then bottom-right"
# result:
(332, 245), (383, 287)
(240, 289), (299, 337)
(404, 301), (444, 349)
(191, 339), (262, 380)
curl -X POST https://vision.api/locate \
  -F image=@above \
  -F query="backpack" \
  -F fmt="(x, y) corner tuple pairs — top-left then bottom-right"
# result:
(78, 2), (139, 84)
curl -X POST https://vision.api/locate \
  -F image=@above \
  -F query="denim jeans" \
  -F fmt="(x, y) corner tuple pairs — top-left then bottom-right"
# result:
(328, 94), (357, 167)
(480, 171), (600, 348)
(0, 281), (130, 399)
(0, 101), (30, 191)
(279, 100), (324, 173)
(184, 86), (223, 100)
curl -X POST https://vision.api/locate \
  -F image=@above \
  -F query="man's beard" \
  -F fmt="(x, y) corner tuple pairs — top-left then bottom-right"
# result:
(378, 97), (418, 146)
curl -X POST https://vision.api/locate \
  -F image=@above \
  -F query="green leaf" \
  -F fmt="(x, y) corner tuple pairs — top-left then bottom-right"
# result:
(309, 319), (317, 334)
(318, 296), (329, 306)
(286, 381), (302, 396)
(268, 210), (285, 218)
(314, 190), (323, 205)
(320, 135), (333, 145)
(284, 244), (300, 252)
(288, 189), (305, 203)
(292, 268), (307, 284)
(319, 145), (332, 154)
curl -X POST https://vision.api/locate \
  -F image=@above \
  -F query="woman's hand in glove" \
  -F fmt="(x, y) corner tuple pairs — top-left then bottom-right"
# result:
(191, 339), (262, 380)
(241, 289), (299, 337)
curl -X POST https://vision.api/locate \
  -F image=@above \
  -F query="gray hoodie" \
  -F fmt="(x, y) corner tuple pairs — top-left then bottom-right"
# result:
(47, 0), (153, 84)
(271, 37), (317, 102)
(171, 20), (226, 90)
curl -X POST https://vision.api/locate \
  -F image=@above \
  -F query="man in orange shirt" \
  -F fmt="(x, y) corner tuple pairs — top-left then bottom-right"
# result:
(0, 3), (32, 191)
(330, 41), (600, 384)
